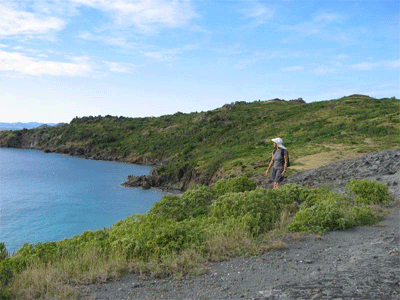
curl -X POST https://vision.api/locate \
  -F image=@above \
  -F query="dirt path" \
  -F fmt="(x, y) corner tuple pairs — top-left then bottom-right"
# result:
(84, 205), (399, 300)
(83, 150), (400, 300)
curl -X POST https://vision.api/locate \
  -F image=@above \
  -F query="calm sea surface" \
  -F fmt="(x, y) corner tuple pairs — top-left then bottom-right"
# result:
(0, 148), (165, 254)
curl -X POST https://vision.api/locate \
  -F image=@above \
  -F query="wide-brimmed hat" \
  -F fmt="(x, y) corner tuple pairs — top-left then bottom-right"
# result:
(271, 137), (286, 149)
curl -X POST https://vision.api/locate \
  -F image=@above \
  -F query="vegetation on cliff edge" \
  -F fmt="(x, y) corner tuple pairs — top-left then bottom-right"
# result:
(0, 178), (394, 299)
(0, 94), (399, 190)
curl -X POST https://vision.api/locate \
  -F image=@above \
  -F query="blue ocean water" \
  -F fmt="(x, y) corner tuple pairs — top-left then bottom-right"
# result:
(0, 148), (165, 254)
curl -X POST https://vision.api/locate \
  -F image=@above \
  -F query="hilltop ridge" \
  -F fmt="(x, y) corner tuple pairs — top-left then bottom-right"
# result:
(0, 122), (60, 131)
(0, 94), (399, 191)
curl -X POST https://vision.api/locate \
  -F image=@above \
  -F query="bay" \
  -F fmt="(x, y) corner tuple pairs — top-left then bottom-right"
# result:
(0, 148), (165, 254)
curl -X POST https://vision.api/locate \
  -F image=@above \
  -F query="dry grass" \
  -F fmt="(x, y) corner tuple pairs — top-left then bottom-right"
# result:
(10, 263), (79, 299)
(129, 248), (207, 279)
(262, 239), (287, 251)
(8, 249), (128, 299)
(291, 143), (374, 172)
(206, 227), (259, 262)
(258, 209), (294, 253)
(3, 229), (261, 299)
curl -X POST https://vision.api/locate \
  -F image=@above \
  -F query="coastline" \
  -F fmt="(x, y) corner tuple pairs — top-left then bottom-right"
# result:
(0, 148), (163, 254)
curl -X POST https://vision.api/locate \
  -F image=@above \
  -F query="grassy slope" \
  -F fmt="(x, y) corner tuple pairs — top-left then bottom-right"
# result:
(1, 94), (399, 189)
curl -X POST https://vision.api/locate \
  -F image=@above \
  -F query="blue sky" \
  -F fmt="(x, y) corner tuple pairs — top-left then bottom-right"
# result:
(0, 0), (399, 123)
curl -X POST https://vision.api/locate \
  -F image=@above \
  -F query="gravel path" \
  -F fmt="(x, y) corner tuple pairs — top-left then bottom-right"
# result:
(83, 150), (400, 300)
(84, 206), (399, 300)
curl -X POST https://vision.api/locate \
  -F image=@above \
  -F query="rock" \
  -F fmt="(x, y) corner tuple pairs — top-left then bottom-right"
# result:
(285, 149), (400, 199)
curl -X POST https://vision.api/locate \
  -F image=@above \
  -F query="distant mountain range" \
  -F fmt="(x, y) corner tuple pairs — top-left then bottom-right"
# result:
(0, 122), (60, 131)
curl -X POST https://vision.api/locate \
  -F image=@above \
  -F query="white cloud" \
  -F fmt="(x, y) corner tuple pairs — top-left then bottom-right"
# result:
(242, 2), (274, 26)
(335, 54), (350, 60)
(235, 49), (305, 70)
(139, 49), (178, 61)
(1, 0), (197, 41)
(104, 61), (137, 73)
(282, 12), (356, 45)
(313, 13), (343, 24)
(281, 65), (304, 72)
(350, 59), (400, 71)
(0, 3), (65, 37)
(311, 65), (337, 75)
(77, 31), (137, 49)
(71, 0), (197, 33)
(137, 42), (200, 61)
(0, 50), (92, 76)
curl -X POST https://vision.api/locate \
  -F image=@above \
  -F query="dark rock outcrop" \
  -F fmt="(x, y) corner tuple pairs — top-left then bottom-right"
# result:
(280, 148), (400, 199)
(122, 175), (152, 190)
(286, 148), (400, 187)
(122, 167), (189, 192)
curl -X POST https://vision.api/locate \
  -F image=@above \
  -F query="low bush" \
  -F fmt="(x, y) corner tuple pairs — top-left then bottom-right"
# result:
(108, 214), (207, 261)
(210, 187), (298, 235)
(213, 176), (257, 196)
(349, 205), (386, 226)
(0, 243), (8, 262)
(345, 178), (393, 204)
(149, 185), (216, 221)
(287, 179), (391, 234)
(300, 187), (335, 207)
(286, 193), (356, 234)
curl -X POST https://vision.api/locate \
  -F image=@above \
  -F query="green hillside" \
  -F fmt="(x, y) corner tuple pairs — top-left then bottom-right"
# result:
(1, 94), (399, 190)
(1, 94), (399, 299)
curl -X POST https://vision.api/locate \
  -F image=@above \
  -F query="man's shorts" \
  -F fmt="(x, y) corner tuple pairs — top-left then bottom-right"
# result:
(271, 168), (284, 183)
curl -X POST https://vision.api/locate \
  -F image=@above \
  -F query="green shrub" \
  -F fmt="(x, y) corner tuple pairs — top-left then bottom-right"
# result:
(149, 195), (184, 220)
(278, 183), (306, 203)
(179, 185), (216, 218)
(286, 194), (356, 234)
(108, 214), (207, 260)
(0, 243), (8, 262)
(0, 254), (30, 287)
(149, 185), (216, 221)
(349, 205), (386, 226)
(210, 188), (294, 235)
(213, 176), (257, 196)
(300, 187), (338, 207)
(0, 258), (13, 287)
(286, 180), (391, 234)
(345, 178), (393, 204)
